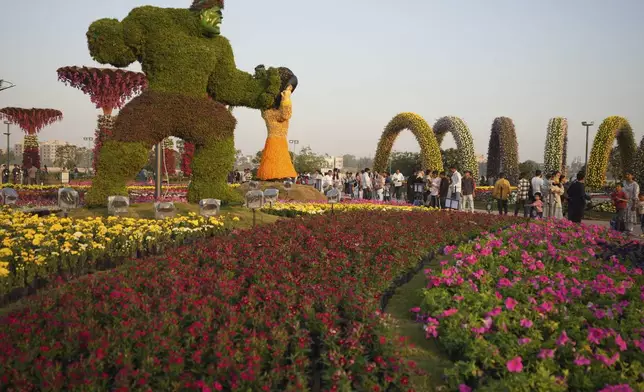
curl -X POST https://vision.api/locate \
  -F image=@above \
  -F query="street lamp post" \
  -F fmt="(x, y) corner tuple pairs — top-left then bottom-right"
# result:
(581, 121), (594, 173)
(288, 139), (299, 155)
(3, 121), (10, 168)
(83, 137), (94, 173)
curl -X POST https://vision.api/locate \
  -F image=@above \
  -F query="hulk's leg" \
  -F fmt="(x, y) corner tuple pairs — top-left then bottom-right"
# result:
(186, 104), (239, 203)
(86, 140), (149, 207)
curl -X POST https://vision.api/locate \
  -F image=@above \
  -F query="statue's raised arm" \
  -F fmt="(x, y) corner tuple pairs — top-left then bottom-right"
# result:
(207, 38), (283, 110)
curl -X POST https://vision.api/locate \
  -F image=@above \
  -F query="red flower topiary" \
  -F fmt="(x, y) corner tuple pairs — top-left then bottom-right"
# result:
(0, 107), (63, 134)
(57, 66), (147, 115)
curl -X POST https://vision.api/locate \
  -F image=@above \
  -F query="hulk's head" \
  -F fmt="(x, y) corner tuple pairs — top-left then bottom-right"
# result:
(191, 0), (224, 36)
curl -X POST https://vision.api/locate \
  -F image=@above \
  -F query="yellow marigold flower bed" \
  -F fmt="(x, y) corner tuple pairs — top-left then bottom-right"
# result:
(262, 201), (438, 217)
(0, 209), (226, 299)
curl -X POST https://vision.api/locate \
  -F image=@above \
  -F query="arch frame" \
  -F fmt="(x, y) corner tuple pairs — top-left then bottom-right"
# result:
(586, 116), (637, 188)
(433, 116), (478, 179)
(373, 112), (443, 173)
(486, 117), (519, 184)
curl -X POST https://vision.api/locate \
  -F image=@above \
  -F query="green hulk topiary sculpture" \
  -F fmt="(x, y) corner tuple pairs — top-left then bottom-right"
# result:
(85, 0), (295, 206)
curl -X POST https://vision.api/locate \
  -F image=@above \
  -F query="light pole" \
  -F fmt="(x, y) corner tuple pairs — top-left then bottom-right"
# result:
(288, 139), (299, 155)
(83, 137), (94, 173)
(0, 79), (16, 92)
(3, 121), (10, 168)
(581, 121), (594, 173)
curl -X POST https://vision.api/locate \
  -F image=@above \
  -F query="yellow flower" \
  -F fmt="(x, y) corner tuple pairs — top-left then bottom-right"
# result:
(232, 217), (240, 222)
(0, 248), (13, 258)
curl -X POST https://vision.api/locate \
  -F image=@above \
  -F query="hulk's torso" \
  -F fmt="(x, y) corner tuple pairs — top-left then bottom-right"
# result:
(127, 7), (225, 97)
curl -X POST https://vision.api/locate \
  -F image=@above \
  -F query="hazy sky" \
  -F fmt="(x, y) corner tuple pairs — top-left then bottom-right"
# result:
(1, 0), (643, 163)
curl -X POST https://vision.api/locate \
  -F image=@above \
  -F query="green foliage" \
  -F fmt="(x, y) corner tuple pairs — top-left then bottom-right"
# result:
(374, 112), (443, 173)
(390, 151), (421, 176)
(519, 160), (541, 177)
(86, 141), (149, 207)
(441, 148), (460, 173)
(487, 117), (520, 184)
(586, 116), (637, 189)
(543, 117), (568, 175)
(434, 116), (479, 179)
(188, 135), (241, 203)
(293, 146), (327, 173)
(54, 145), (90, 169)
(87, 19), (137, 68)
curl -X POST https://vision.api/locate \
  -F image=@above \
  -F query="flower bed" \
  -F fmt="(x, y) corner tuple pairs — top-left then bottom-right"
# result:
(262, 200), (428, 217)
(0, 210), (514, 391)
(0, 210), (226, 302)
(415, 220), (643, 391)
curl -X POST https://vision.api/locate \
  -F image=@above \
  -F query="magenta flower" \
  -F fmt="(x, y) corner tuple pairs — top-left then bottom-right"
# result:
(520, 319), (533, 328)
(598, 384), (634, 392)
(518, 337), (531, 345)
(441, 308), (458, 318)
(458, 384), (472, 392)
(573, 355), (591, 366)
(506, 356), (523, 373)
(410, 307), (421, 313)
(615, 334), (627, 351)
(538, 348), (555, 359)
(588, 328), (605, 345)
(556, 331), (569, 346)
(486, 307), (502, 317)
(504, 297), (518, 310)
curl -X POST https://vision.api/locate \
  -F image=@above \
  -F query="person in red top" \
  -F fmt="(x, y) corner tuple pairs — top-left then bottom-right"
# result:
(611, 183), (628, 231)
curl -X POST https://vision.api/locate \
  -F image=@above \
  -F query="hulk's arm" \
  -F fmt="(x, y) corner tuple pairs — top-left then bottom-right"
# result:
(208, 38), (281, 110)
(86, 7), (149, 67)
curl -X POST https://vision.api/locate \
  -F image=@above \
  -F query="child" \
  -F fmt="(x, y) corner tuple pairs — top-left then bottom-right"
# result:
(531, 193), (544, 218)
(611, 184), (628, 232)
(639, 193), (644, 236)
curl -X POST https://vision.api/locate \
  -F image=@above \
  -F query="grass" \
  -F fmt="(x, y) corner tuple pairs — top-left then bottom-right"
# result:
(67, 203), (280, 229)
(386, 258), (452, 391)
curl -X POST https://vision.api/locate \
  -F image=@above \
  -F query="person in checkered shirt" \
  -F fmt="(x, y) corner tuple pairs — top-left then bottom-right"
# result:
(514, 172), (531, 217)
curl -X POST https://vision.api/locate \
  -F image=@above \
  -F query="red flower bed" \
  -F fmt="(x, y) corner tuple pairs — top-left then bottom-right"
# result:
(0, 211), (513, 391)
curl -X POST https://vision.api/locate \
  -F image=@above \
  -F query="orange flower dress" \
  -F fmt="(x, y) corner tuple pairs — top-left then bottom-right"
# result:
(257, 91), (297, 180)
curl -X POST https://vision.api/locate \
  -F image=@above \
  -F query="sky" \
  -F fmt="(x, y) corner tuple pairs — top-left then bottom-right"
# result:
(1, 0), (643, 163)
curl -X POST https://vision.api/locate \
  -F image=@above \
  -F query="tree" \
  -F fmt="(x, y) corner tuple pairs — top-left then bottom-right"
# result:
(54, 144), (82, 169)
(342, 154), (357, 168)
(252, 150), (262, 166)
(293, 146), (326, 174)
(441, 148), (460, 172)
(389, 151), (421, 176)
(519, 160), (541, 176)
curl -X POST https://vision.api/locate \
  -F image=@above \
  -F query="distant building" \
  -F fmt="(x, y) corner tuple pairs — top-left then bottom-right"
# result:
(476, 154), (486, 163)
(13, 140), (70, 166)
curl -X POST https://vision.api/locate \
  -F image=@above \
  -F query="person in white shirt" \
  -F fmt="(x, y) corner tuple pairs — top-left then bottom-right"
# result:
(531, 170), (543, 199)
(362, 168), (373, 199)
(391, 170), (405, 200)
(448, 166), (462, 209)
(322, 171), (333, 191)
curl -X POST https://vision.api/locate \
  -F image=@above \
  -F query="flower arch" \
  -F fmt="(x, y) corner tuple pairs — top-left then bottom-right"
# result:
(586, 116), (637, 188)
(373, 113), (443, 173)
(543, 117), (568, 176)
(633, 135), (644, 185)
(486, 117), (519, 184)
(433, 116), (478, 179)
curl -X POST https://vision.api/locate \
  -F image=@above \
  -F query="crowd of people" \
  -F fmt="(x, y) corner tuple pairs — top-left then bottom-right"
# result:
(493, 168), (643, 236)
(1, 164), (48, 185)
